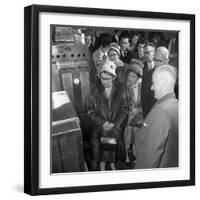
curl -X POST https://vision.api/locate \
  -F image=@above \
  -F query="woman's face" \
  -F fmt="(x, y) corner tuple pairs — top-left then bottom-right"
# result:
(127, 71), (139, 86)
(108, 49), (119, 62)
(100, 72), (113, 88)
(138, 43), (145, 58)
(131, 35), (139, 46)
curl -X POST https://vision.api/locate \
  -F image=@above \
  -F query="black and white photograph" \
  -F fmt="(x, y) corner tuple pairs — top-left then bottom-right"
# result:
(1, 0), (200, 199)
(24, 4), (195, 195)
(51, 25), (179, 173)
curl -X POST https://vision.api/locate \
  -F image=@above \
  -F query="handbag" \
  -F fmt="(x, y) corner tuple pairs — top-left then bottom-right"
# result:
(100, 136), (118, 151)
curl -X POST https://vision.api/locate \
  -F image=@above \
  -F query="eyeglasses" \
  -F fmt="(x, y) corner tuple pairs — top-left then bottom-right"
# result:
(144, 50), (154, 54)
(153, 58), (165, 62)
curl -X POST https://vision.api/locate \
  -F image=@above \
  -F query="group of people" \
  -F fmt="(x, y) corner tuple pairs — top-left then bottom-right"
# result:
(84, 30), (178, 171)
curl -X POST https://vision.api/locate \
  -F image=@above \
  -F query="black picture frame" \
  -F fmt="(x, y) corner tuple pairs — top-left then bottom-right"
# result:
(24, 4), (195, 195)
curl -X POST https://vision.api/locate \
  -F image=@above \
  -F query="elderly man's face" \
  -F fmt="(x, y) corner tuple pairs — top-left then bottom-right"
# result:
(151, 72), (162, 99)
(154, 51), (168, 68)
(144, 46), (155, 62)
(120, 38), (130, 51)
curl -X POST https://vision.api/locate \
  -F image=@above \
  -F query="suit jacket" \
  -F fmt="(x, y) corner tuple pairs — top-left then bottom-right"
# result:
(120, 50), (133, 64)
(143, 61), (155, 77)
(134, 93), (178, 169)
(141, 68), (157, 118)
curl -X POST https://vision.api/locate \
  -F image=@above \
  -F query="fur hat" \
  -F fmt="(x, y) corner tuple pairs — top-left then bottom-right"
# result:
(100, 59), (117, 77)
(126, 59), (143, 77)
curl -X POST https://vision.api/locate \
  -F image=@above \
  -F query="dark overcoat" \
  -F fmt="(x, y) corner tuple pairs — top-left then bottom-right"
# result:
(141, 68), (157, 118)
(120, 50), (134, 64)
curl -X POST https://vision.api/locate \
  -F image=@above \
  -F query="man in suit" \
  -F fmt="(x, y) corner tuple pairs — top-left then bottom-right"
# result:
(135, 64), (178, 169)
(119, 32), (134, 64)
(133, 37), (146, 63)
(143, 42), (156, 77)
(141, 46), (169, 118)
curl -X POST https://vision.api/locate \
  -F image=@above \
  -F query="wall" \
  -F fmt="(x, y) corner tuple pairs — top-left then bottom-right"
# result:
(0, 0), (199, 199)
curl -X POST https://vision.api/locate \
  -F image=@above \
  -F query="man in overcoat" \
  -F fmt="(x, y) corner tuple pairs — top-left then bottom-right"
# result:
(119, 32), (134, 64)
(134, 64), (178, 169)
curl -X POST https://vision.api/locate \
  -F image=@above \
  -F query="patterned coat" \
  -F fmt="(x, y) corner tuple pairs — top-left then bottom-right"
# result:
(87, 79), (128, 162)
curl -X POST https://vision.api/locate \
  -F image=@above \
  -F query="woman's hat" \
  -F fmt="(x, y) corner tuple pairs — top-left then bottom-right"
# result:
(126, 59), (144, 77)
(100, 59), (117, 77)
(107, 43), (121, 56)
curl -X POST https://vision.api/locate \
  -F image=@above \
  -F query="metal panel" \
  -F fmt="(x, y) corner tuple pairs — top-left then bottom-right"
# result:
(52, 44), (91, 63)
(52, 43), (92, 114)
(80, 71), (90, 107)
(52, 63), (61, 92)
(61, 72), (74, 103)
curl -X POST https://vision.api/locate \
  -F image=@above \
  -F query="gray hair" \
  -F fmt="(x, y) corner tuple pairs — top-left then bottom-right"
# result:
(156, 46), (169, 60)
(154, 64), (177, 91)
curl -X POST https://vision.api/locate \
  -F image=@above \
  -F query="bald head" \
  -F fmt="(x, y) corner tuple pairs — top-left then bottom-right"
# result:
(154, 46), (169, 68)
(151, 64), (177, 99)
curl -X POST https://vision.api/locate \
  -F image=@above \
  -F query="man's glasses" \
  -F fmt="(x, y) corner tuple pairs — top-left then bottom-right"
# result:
(154, 58), (165, 62)
(144, 50), (154, 54)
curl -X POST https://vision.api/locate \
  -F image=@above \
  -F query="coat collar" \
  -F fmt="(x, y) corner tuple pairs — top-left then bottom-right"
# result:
(154, 92), (176, 107)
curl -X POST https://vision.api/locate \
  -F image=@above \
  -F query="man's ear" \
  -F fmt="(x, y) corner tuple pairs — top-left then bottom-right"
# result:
(165, 58), (169, 64)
